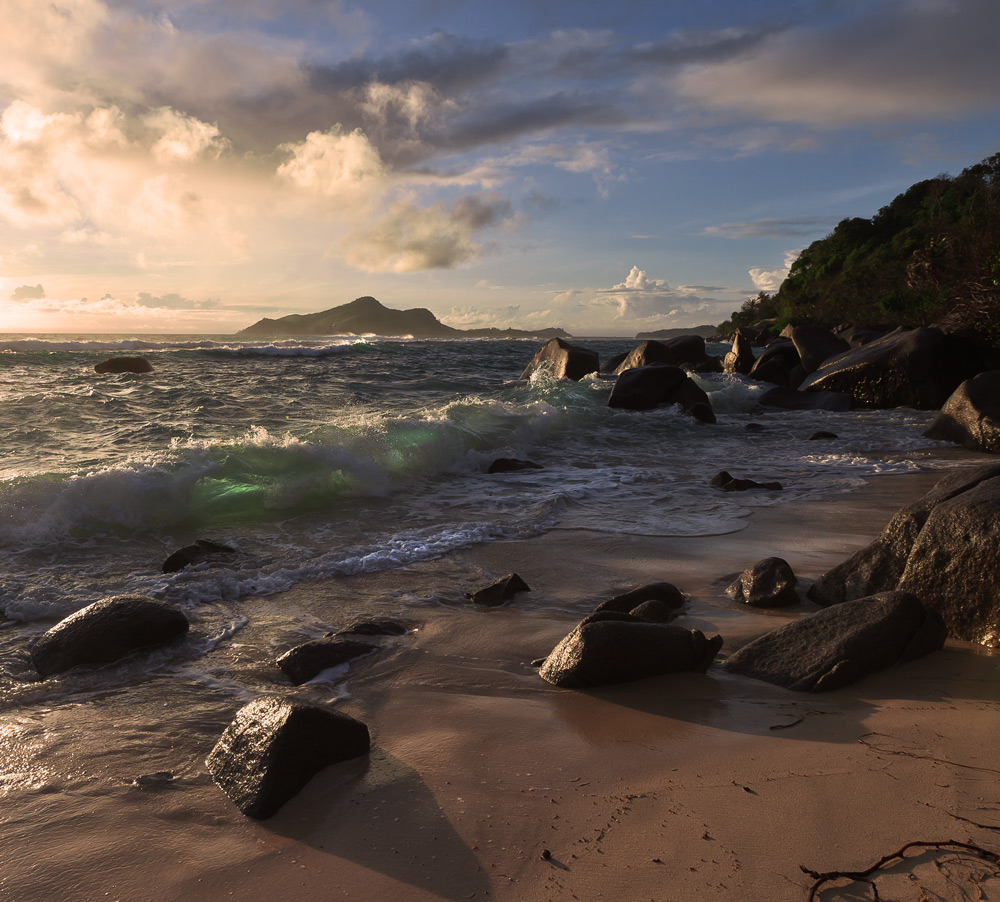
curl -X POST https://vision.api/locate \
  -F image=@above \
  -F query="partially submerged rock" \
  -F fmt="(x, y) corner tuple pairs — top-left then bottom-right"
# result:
(727, 557), (799, 608)
(207, 696), (370, 819)
(488, 457), (544, 474)
(94, 356), (153, 374)
(162, 539), (237, 573)
(608, 364), (716, 422)
(276, 637), (377, 685)
(593, 582), (685, 615)
(924, 371), (1000, 453)
(807, 464), (1000, 642)
(31, 594), (189, 677)
(758, 385), (852, 411)
(723, 329), (755, 375)
(466, 572), (531, 606)
(520, 338), (599, 382)
(709, 471), (783, 492)
(723, 591), (945, 691)
(747, 339), (801, 386)
(612, 337), (709, 374)
(539, 619), (722, 688)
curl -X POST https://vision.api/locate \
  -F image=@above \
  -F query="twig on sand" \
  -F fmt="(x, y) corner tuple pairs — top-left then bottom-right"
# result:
(800, 839), (1000, 901)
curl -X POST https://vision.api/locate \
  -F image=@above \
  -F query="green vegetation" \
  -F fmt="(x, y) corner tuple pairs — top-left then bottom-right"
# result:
(719, 151), (1000, 341)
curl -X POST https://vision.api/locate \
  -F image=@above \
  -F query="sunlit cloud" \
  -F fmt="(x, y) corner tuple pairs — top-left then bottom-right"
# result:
(748, 250), (799, 292)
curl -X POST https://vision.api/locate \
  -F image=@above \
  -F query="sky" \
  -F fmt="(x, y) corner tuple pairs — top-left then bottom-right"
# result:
(0, 0), (998, 336)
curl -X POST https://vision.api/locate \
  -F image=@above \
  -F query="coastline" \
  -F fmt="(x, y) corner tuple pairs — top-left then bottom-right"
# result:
(3, 468), (1000, 901)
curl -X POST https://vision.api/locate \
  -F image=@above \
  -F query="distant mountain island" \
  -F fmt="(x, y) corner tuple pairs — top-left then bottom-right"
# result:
(635, 324), (718, 340)
(237, 296), (571, 339)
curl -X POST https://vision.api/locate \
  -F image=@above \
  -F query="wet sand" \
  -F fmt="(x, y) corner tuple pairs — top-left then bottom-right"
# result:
(3, 471), (1000, 901)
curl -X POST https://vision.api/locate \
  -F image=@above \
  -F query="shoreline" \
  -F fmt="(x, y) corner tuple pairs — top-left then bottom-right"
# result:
(3, 467), (1000, 901)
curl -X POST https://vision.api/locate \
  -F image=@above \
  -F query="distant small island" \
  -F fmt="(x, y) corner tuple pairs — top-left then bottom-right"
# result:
(636, 324), (717, 340)
(237, 296), (571, 340)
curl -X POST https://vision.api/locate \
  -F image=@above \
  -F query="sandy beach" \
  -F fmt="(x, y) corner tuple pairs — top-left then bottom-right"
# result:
(3, 469), (1000, 902)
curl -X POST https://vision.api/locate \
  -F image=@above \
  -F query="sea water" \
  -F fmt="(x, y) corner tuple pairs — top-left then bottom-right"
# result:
(0, 334), (959, 708)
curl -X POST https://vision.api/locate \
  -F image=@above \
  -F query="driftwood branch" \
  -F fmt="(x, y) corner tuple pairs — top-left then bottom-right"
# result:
(800, 839), (1000, 901)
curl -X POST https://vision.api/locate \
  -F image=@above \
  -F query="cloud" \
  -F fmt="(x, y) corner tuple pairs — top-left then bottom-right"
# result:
(144, 107), (228, 162)
(136, 291), (221, 309)
(11, 283), (45, 300)
(748, 250), (800, 292)
(611, 265), (668, 292)
(277, 126), (387, 200)
(677, 1), (1000, 126)
(343, 194), (512, 272)
(703, 217), (840, 239)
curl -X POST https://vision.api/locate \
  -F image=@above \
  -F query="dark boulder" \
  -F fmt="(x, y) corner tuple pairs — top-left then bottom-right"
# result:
(608, 364), (716, 422)
(807, 464), (1000, 642)
(276, 637), (377, 685)
(833, 324), (894, 348)
(799, 326), (987, 410)
(627, 599), (682, 622)
(466, 572), (531, 606)
(747, 339), (801, 386)
(613, 337), (708, 374)
(599, 351), (630, 375)
(727, 557), (799, 608)
(94, 357), (153, 374)
(783, 324), (849, 375)
(709, 471), (783, 492)
(31, 594), (189, 677)
(520, 338), (599, 382)
(538, 619), (722, 688)
(162, 539), (237, 573)
(925, 371), (1000, 453)
(722, 591), (945, 692)
(723, 329), (756, 375)
(808, 431), (838, 440)
(593, 581), (685, 614)
(206, 696), (370, 820)
(758, 385), (852, 411)
(488, 458), (544, 474)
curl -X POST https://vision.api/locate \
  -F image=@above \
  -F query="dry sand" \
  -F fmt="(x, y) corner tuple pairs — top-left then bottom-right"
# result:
(3, 471), (1000, 901)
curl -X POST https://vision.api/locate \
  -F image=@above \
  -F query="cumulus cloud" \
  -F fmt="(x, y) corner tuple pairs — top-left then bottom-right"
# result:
(343, 195), (512, 273)
(748, 250), (800, 292)
(144, 107), (228, 162)
(11, 283), (45, 300)
(277, 126), (387, 202)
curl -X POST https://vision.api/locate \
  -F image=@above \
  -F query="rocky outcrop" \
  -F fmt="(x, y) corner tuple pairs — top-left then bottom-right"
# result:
(727, 557), (799, 608)
(709, 471), (783, 492)
(723, 329), (755, 375)
(466, 572), (531, 606)
(799, 326), (987, 409)
(924, 371), (1000, 453)
(162, 539), (237, 573)
(608, 364), (716, 422)
(747, 339), (801, 386)
(783, 324), (849, 375)
(807, 464), (1000, 642)
(723, 591), (945, 691)
(758, 386), (852, 411)
(520, 338), (599, 382)
(538, 617), (722, 688)
(94, 357), (153, 374)
(276, 637), (377, 685)
(207, 697), (370, 819)
(612, 338), (709, 374)
(31, 595), (189, 677)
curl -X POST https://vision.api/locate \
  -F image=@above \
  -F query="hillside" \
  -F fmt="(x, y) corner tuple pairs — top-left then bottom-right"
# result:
(720, 151), (1000, 341)
(237, 296), (570, 340)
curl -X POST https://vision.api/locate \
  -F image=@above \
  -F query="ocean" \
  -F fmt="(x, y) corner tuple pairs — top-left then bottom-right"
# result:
(0, 334), (959, 704)
(0, 332), (987, 899)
